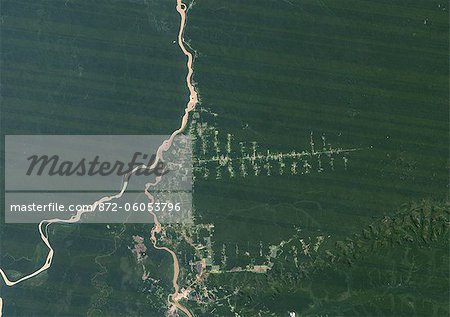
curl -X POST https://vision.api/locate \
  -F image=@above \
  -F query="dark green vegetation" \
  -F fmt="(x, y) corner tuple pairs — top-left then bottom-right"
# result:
(1, 0), (187, 315)
(186, 0), (448, 315)
(189, 0), (448, 240)
(1, 0), (449, 316)
(203, 200), (449, 316)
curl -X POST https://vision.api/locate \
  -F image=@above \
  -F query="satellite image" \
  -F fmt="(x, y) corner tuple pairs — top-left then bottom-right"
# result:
(0, 0), (448, 316)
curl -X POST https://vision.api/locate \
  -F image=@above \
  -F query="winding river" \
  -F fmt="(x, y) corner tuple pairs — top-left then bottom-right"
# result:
(0, 1), (197, 316)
